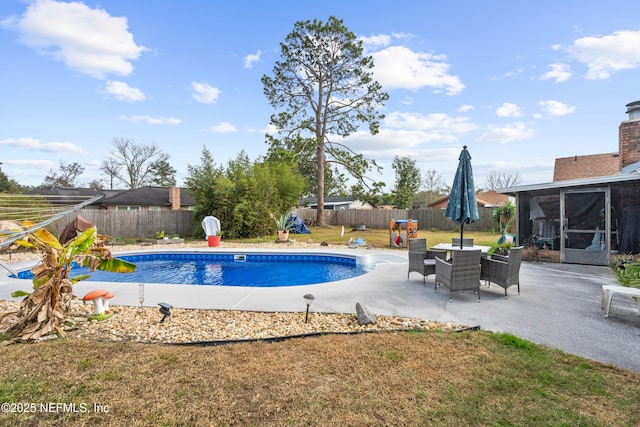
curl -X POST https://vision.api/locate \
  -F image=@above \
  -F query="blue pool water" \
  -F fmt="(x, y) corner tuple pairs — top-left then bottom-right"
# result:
(17, 253), (372, 287)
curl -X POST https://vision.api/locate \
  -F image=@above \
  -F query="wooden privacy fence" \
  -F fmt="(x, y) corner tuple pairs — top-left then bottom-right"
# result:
(44, 207), (496, 240)
(295, 207), (497, 232)
(49, 209), (194, 239)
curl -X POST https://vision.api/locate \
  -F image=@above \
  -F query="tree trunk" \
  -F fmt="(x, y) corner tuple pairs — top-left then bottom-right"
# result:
(316, 140), (325, 226)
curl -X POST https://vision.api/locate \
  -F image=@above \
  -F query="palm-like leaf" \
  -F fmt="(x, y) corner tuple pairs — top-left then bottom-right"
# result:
(2, 224), (136, 342)
(96, 258), (137, 273)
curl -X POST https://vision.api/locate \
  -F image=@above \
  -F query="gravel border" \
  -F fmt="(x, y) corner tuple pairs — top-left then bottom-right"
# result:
(0, 300), (463, 344)
(1, 241), (466, 343)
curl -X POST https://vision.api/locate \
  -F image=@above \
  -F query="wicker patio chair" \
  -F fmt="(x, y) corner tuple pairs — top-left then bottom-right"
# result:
(480, 246), (523, 297)
(435, 249), (482, 301)
(408, 239), (447, 284)
(451, 237), (474, 247)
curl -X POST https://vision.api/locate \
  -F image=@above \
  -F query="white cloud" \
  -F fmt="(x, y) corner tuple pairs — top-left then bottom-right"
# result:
(85, 159), (102, 169)
(1, 0), (147, 79)
(209, 122), (236, 133)
(264, 124), (279, 135)
(3, 159), (54, 168)
(540, 63), (572, 82)
(119, 115), (181, 125)
(246, 124), (278, 135)
(390, 32), (415, 42)
(243, 50), (261, 69)
(496, 103), (523, 117)
(345, 129), (461, 161)
(360, 34), (392, 48)
(492, 67), (525, 80)
(539, 100), (576, 116)
(345, 128), (445, 152)
(192, 82), (221, 104)
(399, 97), (414, 105)
(458, 104), (474, 113)
(568, 30), (640, 79)
(371, 46), (464, 95)
(478, 122), (536, 143)
(101, 81), (145, 102)
(360, 32), (414, 50)
(0, 137), (87, 155)
(384, 111), (477, 134)
(339, 111), (477, 157)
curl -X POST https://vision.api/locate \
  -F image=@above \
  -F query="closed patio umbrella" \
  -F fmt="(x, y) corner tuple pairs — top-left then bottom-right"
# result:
(445, 146), (479, 248)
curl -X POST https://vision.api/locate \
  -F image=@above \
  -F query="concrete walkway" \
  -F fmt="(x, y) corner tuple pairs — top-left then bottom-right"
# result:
(1, 248), (639, 373)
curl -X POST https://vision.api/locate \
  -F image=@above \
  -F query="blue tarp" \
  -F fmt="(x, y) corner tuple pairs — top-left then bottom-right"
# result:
(288, 215), (311, 234)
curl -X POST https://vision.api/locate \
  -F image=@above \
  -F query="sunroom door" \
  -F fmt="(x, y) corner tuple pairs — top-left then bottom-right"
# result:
(560, 188), (609, 265)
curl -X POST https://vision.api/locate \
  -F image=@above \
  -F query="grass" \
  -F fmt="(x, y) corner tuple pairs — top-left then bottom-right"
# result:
(3, 227), (639, 425)
(226, 225), (502, 249)
(1, 332), (638, 426)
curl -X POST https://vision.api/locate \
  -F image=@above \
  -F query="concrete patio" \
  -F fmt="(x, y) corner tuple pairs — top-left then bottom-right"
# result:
(1, 248), (639, 373)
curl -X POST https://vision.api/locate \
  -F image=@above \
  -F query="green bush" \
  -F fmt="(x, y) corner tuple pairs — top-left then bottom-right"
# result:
(186, 147), (306, 239)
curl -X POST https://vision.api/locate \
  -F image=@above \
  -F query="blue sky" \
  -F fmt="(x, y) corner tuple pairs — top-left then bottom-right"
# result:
(2, 0), (640, 191)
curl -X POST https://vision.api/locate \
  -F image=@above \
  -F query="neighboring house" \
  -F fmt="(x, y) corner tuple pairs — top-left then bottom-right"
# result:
(23, 186), (115, 208)
(298, 195), (374, 210)
(99, 186), (195, 211)
(428, 190), (510, 209)
(499, 100), (640, 265)
(23, 186), (195, 211)
(553, 153), (620, 181)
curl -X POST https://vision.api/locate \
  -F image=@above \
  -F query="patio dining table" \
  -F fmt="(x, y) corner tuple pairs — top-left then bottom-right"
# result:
(430, 243), (492, 254)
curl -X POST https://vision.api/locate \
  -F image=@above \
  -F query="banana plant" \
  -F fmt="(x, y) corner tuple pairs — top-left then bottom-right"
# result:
(1, 226), (136, 342)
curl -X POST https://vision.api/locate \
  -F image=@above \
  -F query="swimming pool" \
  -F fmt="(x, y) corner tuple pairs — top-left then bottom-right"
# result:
(16, 252), (375, 287)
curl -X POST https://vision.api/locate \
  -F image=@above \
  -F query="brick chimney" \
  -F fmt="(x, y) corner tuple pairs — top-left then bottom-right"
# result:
(169, 187), (181, 210)
(619, 100), (640, 170)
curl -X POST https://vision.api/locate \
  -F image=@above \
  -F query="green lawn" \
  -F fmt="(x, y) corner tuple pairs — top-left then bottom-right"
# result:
(227, 225), (502, 249)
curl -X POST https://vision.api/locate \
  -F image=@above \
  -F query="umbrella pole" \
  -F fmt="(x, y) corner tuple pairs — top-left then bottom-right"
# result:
(460, 224), (464, 249)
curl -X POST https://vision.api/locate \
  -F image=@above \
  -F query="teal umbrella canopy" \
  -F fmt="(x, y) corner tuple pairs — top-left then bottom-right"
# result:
(445, 146), (479, 247)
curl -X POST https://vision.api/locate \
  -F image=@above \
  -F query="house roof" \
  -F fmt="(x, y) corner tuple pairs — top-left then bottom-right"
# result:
(25, 186), (103, 197)
(553, 153), (619, 181)
(428, 190), (509, 208)
(23, 187), (109, 205)
(100, 186), (195, 206)
(476, 190), (509, 206)
(498, 172), (640, 194)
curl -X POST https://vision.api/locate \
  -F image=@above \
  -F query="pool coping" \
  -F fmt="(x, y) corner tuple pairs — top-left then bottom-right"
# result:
(0, 247), (408, 313)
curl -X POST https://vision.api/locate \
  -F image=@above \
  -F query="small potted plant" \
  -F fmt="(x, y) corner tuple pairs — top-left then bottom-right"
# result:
(490, 241), (513, 260)
(499, 241), (514, 254)
(273, 214), (294, 241)
(493, 201), (516, 239)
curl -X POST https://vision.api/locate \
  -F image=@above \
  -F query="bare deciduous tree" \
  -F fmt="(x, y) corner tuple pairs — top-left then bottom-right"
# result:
(484, 171), (522, 190)
(100, 158), (122, 190)
(107, 137), (169, 189)
(43, 161), (85, 187)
